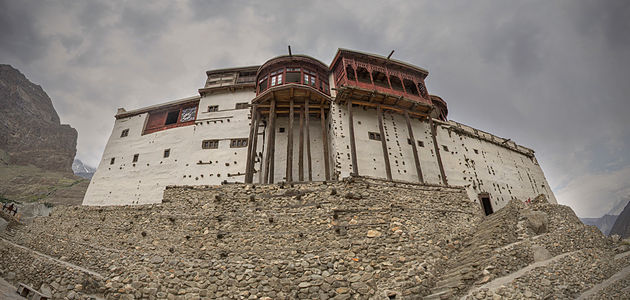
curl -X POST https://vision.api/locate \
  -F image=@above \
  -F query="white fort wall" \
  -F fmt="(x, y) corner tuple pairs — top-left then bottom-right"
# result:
(83, 89), (261, 206)
(328, 104), (556, 212)
(84, 90), (555, 211)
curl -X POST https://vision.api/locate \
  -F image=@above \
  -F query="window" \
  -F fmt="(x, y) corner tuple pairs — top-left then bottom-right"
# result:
(442, 145), (449, 152)
(202, 140), (219, 149)
(286, 68), (301, 83)
(235, 102), (249, 109)
(278, 127), (285, 133)
(270, 69), (283, 87)
(346, 65), (356, 81)
(372, 71), (389, 88)
(474, 149), (479, 154)
(368, 132), (381, 141)
(356, 67), (372, 84)
(165, 111), (179, 125)
(304, 73), (316, 87)
(403, 79), (419, 96)
(208, 105), (219, 112)
(163, 149), (170, 158)
(132, 154), (139, 163)
(258, 76), (268, 93)
(110, 157), (115, 165)
(230, 138), (248, 148)
(418, 141), (424, 147)
(120, 129), (129, 137)
(180, 107), (197, 122)
(390, 76), (404, 92)
(418, 82), (428, 97)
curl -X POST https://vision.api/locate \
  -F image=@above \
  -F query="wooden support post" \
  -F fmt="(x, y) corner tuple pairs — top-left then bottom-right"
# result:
(264, 99), (276, 184)
(298, 105), (304, 181)
(305, 101), (313, 181)
(377, 105), (392, 180)
(429, 116), (448, 185)
(244, 104), (257, 183)
(405, 111), (424, 183)
(347, 100), (358, 176)
(251, 111), (261, 183)
(320, 107), (331, 180)
(286, 99), (294, 182)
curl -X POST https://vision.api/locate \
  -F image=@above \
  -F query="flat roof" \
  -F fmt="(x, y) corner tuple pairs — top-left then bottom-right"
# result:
(115, 95), (201, 119)
(205, 65), (260, 76)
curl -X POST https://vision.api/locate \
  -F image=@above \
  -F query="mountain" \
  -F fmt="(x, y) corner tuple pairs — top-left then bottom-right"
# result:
(0, 64), (87, 206)
(0, 64), (77, 173)
(610, 200), (630, 238)
(72, 159), (95, 179)
(580, 214), (618, 235)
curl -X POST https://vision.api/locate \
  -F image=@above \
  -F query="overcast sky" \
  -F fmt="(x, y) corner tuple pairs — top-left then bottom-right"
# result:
(1, 0), (628, 217)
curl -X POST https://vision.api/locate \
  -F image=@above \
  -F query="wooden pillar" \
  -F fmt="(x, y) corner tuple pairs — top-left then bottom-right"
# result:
(377, 105), (392, 180)
(286, 99), (294, 182)
(250, 111), (261, 183)
(320, 106), (331, 180)
(305, 101), (313, 181)
(405, 111), (424, 183)
(298, 105), (305, 181)
(264, 99), (276, 184)
(429, 116), (448, 185)
(347, 100), (358, 176)
(244, 105), (257, 183)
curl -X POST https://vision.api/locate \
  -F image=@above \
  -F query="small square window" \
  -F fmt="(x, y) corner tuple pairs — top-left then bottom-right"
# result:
(368, 132), (381, 141)
(230, 138), (248, 148)
(208, 105), (219, 112)
(132, 154), (139, 163)
(235, 102), (249, 109)
(418, 141), (424, 147)
(279, 127), (285, 133)
(120, 129), (129, 137)
(163, 149), (170, 158)
(110, 157), (115, 165)
(474, 149), (479, 154)
(165, 110), (179, 125)
(442, 145), (449, 152)
(202, 140), (219, 149)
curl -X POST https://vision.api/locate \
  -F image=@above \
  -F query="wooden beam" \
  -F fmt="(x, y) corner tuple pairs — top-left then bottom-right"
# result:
(377, 105), (392, 180)
(347, 100), (359, 176)
(244, 104), (258, 183)
(429, 116), (448, 185)
(298, 105), (304, 181)
(286, 98), (294, 182)
(405, 111), (424, 183)
(321, 106), (331, 180)
(348, 100), (427, 118)
(306, 101), (313, 181)
(264, 98), (276, 184)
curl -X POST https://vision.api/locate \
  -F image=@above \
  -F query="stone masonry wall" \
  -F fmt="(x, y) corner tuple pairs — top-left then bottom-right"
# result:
(1, 177), (482, 299)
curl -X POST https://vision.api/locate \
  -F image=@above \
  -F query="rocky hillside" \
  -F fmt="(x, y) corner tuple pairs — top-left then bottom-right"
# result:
(610, 200), (630, 238)
(0, 64), (77, 173)
(0, 177), (628, 299)
(581, 214), (619, 235)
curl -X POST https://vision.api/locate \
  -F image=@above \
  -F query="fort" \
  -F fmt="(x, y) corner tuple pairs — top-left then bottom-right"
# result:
(83, 48), (555, 212)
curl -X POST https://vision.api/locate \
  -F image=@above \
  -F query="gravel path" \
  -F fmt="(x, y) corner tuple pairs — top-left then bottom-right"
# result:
(576, 264), (630, 299)
(463, 250), (578, 298)
(0, 237), (104, 279)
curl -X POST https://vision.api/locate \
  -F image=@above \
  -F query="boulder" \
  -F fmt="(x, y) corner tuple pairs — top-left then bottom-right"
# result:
(532, 245), (552, 262)
(523, 210), (548, 235)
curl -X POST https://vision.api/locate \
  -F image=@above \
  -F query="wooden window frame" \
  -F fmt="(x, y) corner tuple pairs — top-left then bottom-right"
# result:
(230, 138), (248, 148)
(120, 129), (129, 137)
(202, 139), (219, 149)
(368, 131), (381, 141)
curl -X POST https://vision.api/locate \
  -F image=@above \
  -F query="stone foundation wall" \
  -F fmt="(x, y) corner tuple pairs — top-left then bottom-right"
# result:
(1, 178), (483, 299)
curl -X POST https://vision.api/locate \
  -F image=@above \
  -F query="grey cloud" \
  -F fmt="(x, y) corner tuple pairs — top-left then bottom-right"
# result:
(1, 0), (628, 217)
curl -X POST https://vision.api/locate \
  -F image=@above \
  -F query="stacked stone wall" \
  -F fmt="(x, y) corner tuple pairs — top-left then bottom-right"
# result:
(1, 178), (482, 299)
